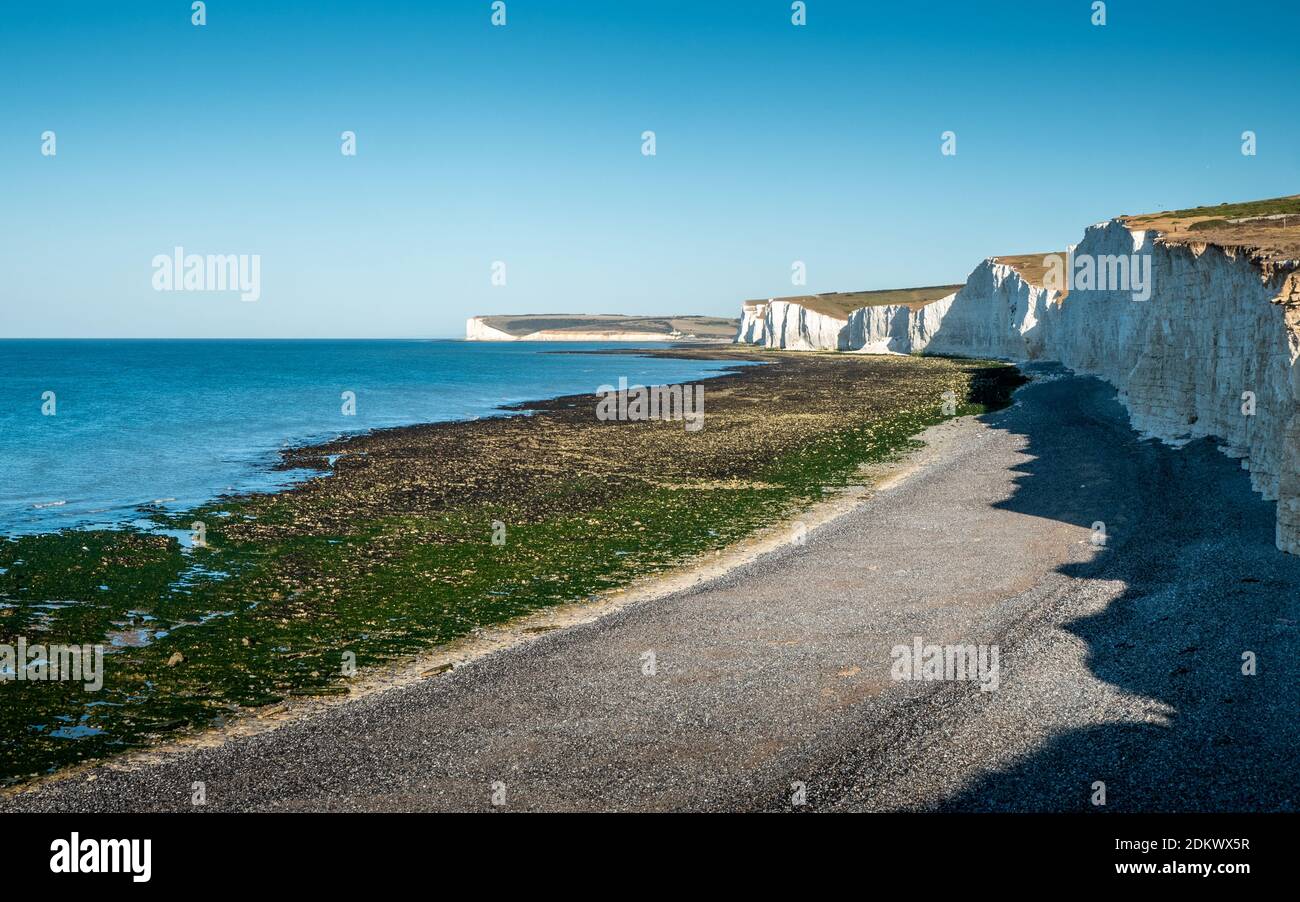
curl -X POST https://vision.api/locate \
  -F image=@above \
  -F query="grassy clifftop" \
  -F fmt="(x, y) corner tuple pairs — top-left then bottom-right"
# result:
(1122, 194), (1300, 262)
(474, 314), (738, 339)
(743, 285), (964, 319)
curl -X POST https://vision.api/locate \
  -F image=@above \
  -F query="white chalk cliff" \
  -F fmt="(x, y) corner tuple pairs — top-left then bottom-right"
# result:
(735, 218), (1300, 555)
(465, 317), (519, 341)
(466, 315), (734, 342)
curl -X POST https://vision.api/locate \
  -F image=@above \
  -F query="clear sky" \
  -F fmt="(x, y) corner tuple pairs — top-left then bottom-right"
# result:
(3, 0), (1297, 338)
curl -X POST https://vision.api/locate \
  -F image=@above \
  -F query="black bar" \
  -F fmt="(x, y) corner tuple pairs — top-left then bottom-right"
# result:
(5, 813), (1284, 887)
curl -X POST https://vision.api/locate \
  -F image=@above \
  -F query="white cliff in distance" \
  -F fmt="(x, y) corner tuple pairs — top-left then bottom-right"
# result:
(734, 204), (1300, 555)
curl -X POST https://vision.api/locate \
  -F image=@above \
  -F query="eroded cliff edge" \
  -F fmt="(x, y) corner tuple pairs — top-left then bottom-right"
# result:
(736, 205), (1300, 554)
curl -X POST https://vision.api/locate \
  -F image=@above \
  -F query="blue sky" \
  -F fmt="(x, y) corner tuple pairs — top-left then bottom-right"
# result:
(3, 0), (1297, 338)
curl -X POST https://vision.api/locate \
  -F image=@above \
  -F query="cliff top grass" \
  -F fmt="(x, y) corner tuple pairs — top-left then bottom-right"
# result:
(743, 285), (964, 319)
(475, 314), (738, 339)
(993, 253), (1067, 291)
(1122, 194), (1300, 263)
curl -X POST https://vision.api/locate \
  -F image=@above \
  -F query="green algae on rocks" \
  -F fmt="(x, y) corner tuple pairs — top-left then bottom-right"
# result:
(0, 349), (1023, 783)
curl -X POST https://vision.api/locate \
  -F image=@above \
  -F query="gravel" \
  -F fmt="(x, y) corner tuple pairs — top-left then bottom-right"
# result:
(5, 364), (1296, 813)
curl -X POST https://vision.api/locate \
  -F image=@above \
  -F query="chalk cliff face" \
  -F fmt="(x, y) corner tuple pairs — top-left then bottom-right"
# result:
(736, 301), (768, 345)
(1052, 222), (1299, 555)
(465, 317), (519, 341)
(845, 302), (932, 354)
(762, 300), (850, 351)
(735, 218), (1300, 554)
(922, 261), (1058, 361)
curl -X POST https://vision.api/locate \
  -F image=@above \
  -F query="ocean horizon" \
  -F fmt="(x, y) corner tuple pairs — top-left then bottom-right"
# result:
(0, 339), (743, 535)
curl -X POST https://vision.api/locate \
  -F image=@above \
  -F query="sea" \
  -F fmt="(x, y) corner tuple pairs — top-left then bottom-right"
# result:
(0, 339), (745, 535)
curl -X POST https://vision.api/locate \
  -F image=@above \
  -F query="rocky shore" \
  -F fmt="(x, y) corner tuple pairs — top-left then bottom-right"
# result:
(0, 348), (1019, 783)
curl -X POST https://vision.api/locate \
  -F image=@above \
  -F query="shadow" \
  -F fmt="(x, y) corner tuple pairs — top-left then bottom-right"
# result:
(937, 363), (1300, 811)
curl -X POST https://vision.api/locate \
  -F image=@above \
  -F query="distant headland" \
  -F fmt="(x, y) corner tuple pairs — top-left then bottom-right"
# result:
(466, 313), (738, 342)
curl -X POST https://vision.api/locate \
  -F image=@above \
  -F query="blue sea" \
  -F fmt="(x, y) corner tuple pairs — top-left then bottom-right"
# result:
(0, 340), (744, 535)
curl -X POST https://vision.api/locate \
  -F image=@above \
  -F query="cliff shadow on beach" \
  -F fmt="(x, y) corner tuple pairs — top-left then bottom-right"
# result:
(937, 365), (1300, 812)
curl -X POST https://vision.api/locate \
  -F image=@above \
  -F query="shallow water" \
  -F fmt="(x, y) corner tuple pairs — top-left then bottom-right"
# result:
(0, 339), (742, 534)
